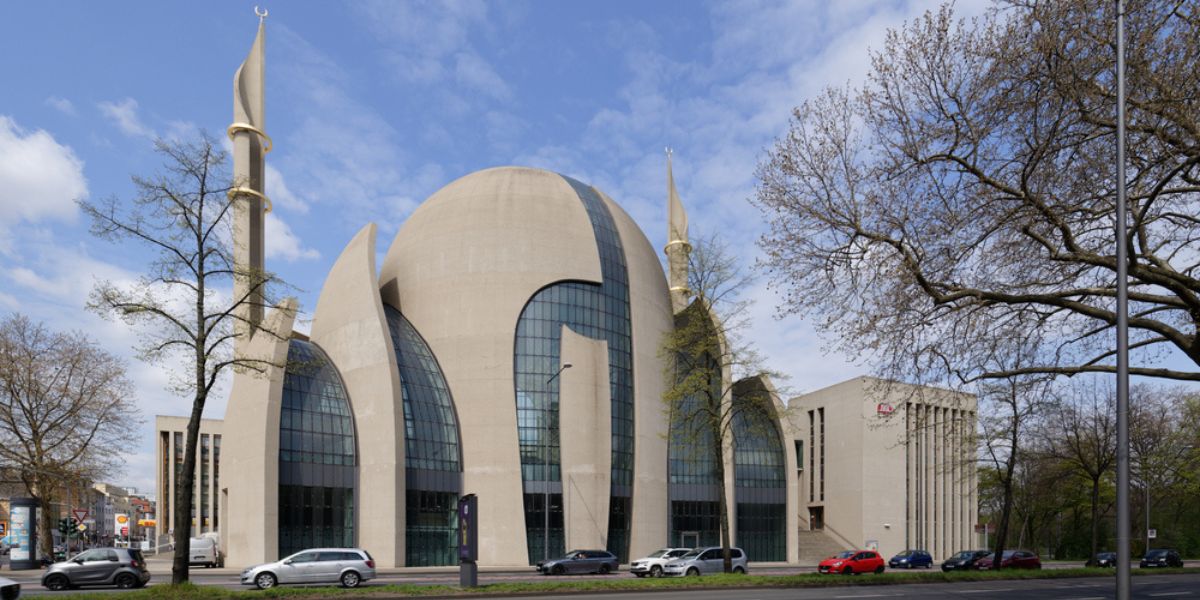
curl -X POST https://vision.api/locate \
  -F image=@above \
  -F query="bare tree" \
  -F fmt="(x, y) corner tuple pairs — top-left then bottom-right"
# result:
(1037, 378), (1117, 564)
(661, 233), (785, 572)
(754, 0), (1200, 384)
(977, 376), (1052, 568)
(0, 314), (139, 557)
(82, 135), (281, 583)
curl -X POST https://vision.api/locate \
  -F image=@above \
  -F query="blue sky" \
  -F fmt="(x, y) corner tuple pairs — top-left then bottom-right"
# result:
(0, 1), (989, 495)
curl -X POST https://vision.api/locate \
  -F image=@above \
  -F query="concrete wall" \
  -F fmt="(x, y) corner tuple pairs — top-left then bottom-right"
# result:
(599, 190), (672, 558)
(559, 326), (611, 551)
(310, 223), (407, 567)
(220, 299), (296, 567)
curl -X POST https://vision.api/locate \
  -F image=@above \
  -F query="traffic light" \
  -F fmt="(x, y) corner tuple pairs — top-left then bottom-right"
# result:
(57, 517), (79, 537)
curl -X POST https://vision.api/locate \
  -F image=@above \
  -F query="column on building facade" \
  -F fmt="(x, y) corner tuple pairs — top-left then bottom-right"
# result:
(925, 403), (934, 555)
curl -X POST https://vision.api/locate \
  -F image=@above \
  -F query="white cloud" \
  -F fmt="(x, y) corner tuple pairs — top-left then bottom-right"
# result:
(0, 116), (86, 224)
(266, 164), (308, 214)
(265, 212), (320, 262)
(98, 97), (156, 139)
(455, 52), (513, 101)
(45, 96), (77, 116)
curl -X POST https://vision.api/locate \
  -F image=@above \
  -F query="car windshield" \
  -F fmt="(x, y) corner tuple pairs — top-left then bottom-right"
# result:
(896, 551), (913, 557)
(834, 551), (856, 559)
(647, 549), (669, 558)
(1002, 551), (1017, 558)
(1146, 550), (1168, 558)
(951, 551), (975, 560)
(681, 550), (702, 559)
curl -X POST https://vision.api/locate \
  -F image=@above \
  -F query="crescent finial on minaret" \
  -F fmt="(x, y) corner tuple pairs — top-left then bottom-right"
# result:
(255, 6), (268, 22)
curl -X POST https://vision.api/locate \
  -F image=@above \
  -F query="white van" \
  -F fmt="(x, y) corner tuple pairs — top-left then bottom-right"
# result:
(188, 536), (223, 568)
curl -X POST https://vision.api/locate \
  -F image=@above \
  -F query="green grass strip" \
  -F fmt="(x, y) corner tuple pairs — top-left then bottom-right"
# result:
(52, 567), (1200, 599)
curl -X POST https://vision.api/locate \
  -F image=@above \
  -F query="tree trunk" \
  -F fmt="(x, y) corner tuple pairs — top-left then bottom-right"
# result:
(715, 431), (733, 573)
(1087, 476), (1101, 566)
(171, 391), (206, 584)
(36, 488), (55, 562)
(992, 441), (1018, 570)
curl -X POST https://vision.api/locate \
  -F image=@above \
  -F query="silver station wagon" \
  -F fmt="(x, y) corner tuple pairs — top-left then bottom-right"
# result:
(240, 548), (376, 589)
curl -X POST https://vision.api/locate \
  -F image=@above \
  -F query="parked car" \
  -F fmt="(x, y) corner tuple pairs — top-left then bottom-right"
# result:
(889, 549), (933, 569)
(818, 550), (886, 575)
(240, 548), (376, 589)
(0, 576), (20, 600)
(975, 550), (1041, 570)
(40, 548), (151, 591)
(537, 550), (619, 575)
(629, 548), (691, 577)
(1140, 549), (1183, 569)
(941, 549), (991, 571)
(188, 536), (223, 568)
(661, 547), (748, 576)
(1093, 551), (1117, 567)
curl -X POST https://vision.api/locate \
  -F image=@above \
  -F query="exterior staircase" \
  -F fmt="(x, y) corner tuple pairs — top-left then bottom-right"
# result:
(798, 529), (851, 563)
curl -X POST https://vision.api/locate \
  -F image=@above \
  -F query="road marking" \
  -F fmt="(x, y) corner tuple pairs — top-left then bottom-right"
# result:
(834, 595), (892, 599)
(1149, 593), (1191, 597)
(960, 590), (1014, 594)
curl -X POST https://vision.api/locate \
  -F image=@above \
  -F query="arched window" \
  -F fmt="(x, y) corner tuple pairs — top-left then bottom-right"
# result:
(733, 392), (786, 561)
(278, 339), (356, 557)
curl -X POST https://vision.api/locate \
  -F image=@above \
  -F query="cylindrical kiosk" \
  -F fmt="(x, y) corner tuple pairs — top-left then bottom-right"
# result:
(8, 497), (40, 570)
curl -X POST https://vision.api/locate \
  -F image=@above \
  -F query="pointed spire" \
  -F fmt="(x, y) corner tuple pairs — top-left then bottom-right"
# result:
(664, 148), (691, 314)
(230, 10), (271, 345)
(666, 147), (688, 244)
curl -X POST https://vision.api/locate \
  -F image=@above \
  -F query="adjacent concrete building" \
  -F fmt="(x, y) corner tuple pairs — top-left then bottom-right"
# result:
(789, 378), (978, 561)
(155, 416), (223, 540)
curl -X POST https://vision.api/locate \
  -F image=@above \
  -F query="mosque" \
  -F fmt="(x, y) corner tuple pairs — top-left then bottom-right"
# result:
(154, 17), (978, 569)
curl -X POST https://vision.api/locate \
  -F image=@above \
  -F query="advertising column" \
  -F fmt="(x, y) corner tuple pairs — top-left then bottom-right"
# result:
(9, 497), (39, 570)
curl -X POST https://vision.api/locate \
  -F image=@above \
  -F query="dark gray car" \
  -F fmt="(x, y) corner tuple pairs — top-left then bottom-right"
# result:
(41, 548), (151, 591)
(537, 549), (619, 575)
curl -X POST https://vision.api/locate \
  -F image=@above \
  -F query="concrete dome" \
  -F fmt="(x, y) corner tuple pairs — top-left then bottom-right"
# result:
(376, 165), (673, 566)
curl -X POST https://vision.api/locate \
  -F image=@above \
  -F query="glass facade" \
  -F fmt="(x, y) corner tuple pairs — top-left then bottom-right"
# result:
(733, 396), (787, 561)
(513, 175), (635, 563)
(383, 305), (463, 566)
(669, 500), (721, 548)
(278, 339), (356, 557)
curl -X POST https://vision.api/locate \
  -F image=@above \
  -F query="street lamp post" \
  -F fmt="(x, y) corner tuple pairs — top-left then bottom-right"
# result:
(544, 362), (572, 562)
(1114, 1), (1131, 599)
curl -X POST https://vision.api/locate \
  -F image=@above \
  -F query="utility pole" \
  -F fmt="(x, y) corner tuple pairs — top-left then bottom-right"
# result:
(544, 362), (572, 562)
(1114, 1), (1131, 599)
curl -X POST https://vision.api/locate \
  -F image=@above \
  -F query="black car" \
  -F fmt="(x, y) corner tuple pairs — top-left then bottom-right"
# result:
(41, 548), (151, 591)
(1094, 551), (1116, 567)
(1140, 549), (1183, 569)
(941, 549), (991, 572)
(537, 550), (619, 575)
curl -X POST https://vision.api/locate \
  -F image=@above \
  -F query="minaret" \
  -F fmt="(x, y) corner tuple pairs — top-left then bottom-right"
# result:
(229, 8), (272, 349)
(664, 148), (691, 313)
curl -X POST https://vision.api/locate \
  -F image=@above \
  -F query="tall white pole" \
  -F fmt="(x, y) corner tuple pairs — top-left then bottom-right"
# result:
(1114, 1), (1131, 598)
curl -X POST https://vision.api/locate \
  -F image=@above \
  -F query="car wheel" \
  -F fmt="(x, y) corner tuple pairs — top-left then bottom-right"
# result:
(44, 575), (70, 591)
(599, 563), (611, 575)
(875, 565), (885, 574)
(733, 566), (746, 574)
(340, 570), (361, 588)
(255, 572), (278, 590)
(115, 573), (138, 589)
(687, 567), (700, 577)
(650, 565), (663, 578)
(552, 564), (565, 576)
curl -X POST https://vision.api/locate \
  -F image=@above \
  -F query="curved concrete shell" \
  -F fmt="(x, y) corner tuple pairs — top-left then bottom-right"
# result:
(379, 167), (672, 566)
(310, 223), (406, 566)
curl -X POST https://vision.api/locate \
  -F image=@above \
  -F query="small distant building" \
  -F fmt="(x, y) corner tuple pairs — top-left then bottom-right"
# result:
(788, 377), (978, 561)
(154, 416), (223, 540)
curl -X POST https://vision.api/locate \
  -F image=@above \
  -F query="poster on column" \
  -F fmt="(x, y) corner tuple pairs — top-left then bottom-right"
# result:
(10, 504), (33, 561)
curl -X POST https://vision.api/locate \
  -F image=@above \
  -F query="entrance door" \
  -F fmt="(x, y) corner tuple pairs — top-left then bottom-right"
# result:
(809, 507), (824, 531)
(680, 531), (700, 548)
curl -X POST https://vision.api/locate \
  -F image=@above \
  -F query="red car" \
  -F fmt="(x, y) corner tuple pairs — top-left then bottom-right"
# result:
(818, 550), (886, 575)
(975, 550), (1041, 570)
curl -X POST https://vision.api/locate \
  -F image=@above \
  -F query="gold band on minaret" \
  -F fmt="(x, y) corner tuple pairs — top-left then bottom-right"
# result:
(227, 186), (273, 213)
(227, 122), (273, 153)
